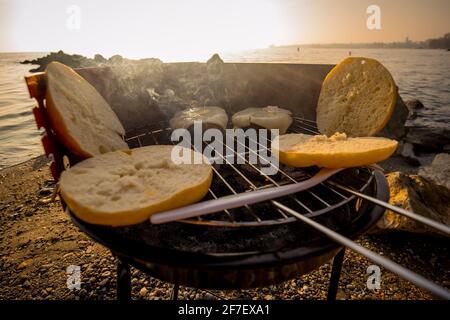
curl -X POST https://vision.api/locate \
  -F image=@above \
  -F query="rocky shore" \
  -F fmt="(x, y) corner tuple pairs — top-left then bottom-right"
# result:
(21, 50), (162, 73)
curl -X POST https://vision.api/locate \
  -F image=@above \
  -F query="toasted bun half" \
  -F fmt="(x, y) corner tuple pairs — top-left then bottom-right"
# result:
(169, 106), (229, 130)
(232, 106), (293, 134)
(59, 145), (213, 226)
(45, 61), (128, 157)
(317, 57), (397, 137)
(272, 133), (398, 168)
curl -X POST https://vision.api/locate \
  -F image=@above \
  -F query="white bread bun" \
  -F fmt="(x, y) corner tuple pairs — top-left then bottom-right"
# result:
(317, 57), (397, 137)
(45, 61), (128, 157)
(60, 145), (213, 226)
(272, 133), (398, 168)
(169, 106), (228, 130)
(232, 106), (293, 134)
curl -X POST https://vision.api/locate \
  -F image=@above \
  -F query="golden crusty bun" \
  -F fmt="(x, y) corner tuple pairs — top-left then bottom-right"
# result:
(272, 132), (398, 168)
(60, 145), (212, 226)
(45, 61), (128, 158)
(232, 106), (293, 134)
(317, 57), (397, 137)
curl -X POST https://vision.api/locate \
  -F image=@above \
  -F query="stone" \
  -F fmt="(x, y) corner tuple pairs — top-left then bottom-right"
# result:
(396, 141), (421, 166)
(379, 95), (409, 140)
(99, 279), (109, 287)
(139, 287), (148, 297)
(38, 187), (53, 197)
(20, 50), (97, 72)
(401, 99), (450, 151)
(405, 99), (425, 120)
(94, 54), (107, 63)
(336, 289), (347, 300)
(109, 54), (124, 64)
(17, 258), (33, 270)
(376, 172), (450, 236)
(101, 271), (111, 277)
(204, 293), (216, 300)
(207, 53), (224, 65)
(405, 125), (450, 152)
(418, 153), (450, 190)
(405, 99), (425, 112)
(79, 289), (88, 297)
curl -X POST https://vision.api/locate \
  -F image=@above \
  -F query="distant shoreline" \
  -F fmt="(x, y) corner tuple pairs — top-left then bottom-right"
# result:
(1, 47), (448, 56)
(274, 33), (450, 50)
(273, 44), (439, 50)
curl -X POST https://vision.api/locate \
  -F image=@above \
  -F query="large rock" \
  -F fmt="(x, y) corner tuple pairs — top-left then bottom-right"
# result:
(395, 141), (421, 166)
(405, 125), (450, 152)
(403, 100), (450, 151)
(418, 153), (450, 189)
(378, 94), (409, 140)
(94, 54), (107, 63)
(20, 50), (97, 72)
(405, 99), (424, 120)
(375, 172), (450, 236)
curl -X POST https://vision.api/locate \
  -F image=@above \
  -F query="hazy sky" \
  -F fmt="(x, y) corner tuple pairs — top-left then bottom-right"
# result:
(1, 0), (449, 61)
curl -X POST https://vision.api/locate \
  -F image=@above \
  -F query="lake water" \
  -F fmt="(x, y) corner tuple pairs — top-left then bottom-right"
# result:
(0, 48), (449, 169)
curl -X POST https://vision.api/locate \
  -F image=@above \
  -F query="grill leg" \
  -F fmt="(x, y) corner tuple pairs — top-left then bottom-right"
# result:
(117, 258), (131, 301)
(171, 278), (179, 300)
(327, 248), (345, 301)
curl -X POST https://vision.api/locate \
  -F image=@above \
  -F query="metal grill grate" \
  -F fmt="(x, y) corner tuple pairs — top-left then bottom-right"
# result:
(124, 117), (375, 227)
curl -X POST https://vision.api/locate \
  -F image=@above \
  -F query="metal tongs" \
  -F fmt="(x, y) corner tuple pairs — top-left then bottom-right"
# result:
(151, 167), (450, 236)
(151, 168), (342, 224)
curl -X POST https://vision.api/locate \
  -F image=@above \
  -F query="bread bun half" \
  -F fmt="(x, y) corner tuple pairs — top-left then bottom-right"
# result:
(60, 145), (213, 226)
(232, 106), (293, 134)
(317, 57), (397, 137)
(272, 133), (398, 168)
(169, 106), (229, 130)
(45, 62), (128, 157)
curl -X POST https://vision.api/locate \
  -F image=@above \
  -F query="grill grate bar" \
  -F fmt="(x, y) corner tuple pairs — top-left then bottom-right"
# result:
(293, 117), (320, 129)
(291, 124), (318, 135)
(307, 190), (332, 207)
(293, 116), (318, 124)
(206, 188), (235, 223)
(149, 131), (159, 145)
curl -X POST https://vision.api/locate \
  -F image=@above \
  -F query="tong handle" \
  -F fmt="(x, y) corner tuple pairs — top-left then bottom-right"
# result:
(151, 168), (342, 224)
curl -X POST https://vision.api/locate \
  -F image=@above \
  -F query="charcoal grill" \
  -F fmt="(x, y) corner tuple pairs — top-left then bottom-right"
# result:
(25, 62), (450, 300)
